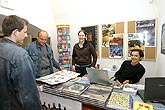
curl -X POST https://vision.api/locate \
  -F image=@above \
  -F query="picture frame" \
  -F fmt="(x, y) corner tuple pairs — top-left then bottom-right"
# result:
(161, 23), (165, 54)
(81, 25), (99, 50)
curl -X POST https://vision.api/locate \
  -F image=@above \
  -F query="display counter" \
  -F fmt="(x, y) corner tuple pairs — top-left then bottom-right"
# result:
(37, 71), (165, 110)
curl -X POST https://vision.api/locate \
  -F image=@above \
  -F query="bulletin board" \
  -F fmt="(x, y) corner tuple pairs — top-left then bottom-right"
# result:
(101, 22), (124, 58)
(127, 19), (157, 60)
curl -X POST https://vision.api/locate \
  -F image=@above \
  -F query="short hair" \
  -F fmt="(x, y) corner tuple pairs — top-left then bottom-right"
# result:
(130, 49), (144, 58)
(2, 15), (28, 36)
(37, 30), (48, 37)
(78, 30), (87, 36)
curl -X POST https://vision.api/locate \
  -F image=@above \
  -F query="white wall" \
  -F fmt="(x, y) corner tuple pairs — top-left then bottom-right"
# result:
(1, 0), (164, 84)
(0, 0), (58, 58)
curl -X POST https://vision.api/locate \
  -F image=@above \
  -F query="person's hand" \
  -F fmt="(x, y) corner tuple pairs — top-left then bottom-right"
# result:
(109, 76), (115, 80)
(72, 65), (76, 72)
(59, 66), (64, 71)
(123, 80), (130, 84)
(116, 80), (123, 88)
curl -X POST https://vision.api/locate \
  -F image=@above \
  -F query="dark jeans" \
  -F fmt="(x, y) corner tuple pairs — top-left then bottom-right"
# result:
(75, 66), (87, 77)
(75, 64), (91, 77)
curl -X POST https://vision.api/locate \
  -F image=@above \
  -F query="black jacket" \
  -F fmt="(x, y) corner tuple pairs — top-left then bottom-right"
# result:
(114, 60), (145, 84)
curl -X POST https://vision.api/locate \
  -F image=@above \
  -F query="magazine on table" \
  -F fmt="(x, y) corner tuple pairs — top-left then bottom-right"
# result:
(36, 70), (80, 85)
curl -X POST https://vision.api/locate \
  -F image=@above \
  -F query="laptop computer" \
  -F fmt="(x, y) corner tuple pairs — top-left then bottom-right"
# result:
(138, 77), (165, 103)
(86, 68), (112, 86)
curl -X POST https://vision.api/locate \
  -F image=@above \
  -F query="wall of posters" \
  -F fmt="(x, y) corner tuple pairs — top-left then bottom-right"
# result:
(79, 19), (156, 60)
(128, 19), (157, 60)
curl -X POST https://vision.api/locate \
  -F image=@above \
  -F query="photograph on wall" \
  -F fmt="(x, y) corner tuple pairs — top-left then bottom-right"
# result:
(81, 25), (98, 50)
(161, 23), (165, 54)
(136, 19), (156, 46)
(109, 34), (124, 58)
(128, 33), (145, 58)
(102, 24), (115, 47)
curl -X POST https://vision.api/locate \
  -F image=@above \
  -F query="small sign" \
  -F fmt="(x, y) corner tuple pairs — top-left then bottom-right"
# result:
(0, 0), (14, 10)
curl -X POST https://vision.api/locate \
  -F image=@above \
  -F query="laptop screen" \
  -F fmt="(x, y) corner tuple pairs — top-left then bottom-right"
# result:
(86, 68), (111, 86)
(144, 77), (165, 102)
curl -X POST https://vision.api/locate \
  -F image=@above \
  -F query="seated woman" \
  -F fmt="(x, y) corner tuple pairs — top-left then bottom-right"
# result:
(113, 49), (145, 85)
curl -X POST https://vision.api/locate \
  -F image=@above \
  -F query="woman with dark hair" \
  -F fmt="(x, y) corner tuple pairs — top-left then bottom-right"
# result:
(114, 49), (145, 85)
(72, 30), (97, 77)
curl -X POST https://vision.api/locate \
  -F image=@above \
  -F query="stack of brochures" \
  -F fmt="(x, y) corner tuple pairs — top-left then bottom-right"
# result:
(36, 70), (80, 85)
(123, 84), (144, 95)
(63, 82), (90, 101)
(80, 84), (113, 109)
(42, 80), (75, 97)
(123, 84), (138, 95)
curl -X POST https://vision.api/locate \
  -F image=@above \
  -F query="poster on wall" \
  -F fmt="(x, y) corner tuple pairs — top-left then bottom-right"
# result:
(81, 25), (98, 50)
(161, 23), (165, 54)
(136, 19), (156, 46)
(128, 33), (145, 58)
(109, 34), (124, 58)
(102, 24), (115, 47)
(57, 25), (72, 70)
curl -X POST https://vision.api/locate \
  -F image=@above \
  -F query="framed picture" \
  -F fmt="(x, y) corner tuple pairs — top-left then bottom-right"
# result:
(81, 25), (99, 50)
(161, 23), (165, 54)
(136, 19), (156, 47)
(109, 34), (124, 58)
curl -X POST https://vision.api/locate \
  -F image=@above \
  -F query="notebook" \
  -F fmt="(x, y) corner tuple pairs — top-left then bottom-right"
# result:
(138, 77), (165, 103)
(86, 68), (112, 86)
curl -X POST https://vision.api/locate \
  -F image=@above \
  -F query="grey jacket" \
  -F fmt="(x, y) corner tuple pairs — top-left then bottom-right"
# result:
(0, 38), (41, 110)
(25, 41), (60, 78)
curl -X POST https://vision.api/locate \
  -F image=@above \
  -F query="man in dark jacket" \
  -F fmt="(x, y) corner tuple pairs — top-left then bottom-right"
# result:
(25, 30), (63, 78)
(0, 15), (41, 110)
